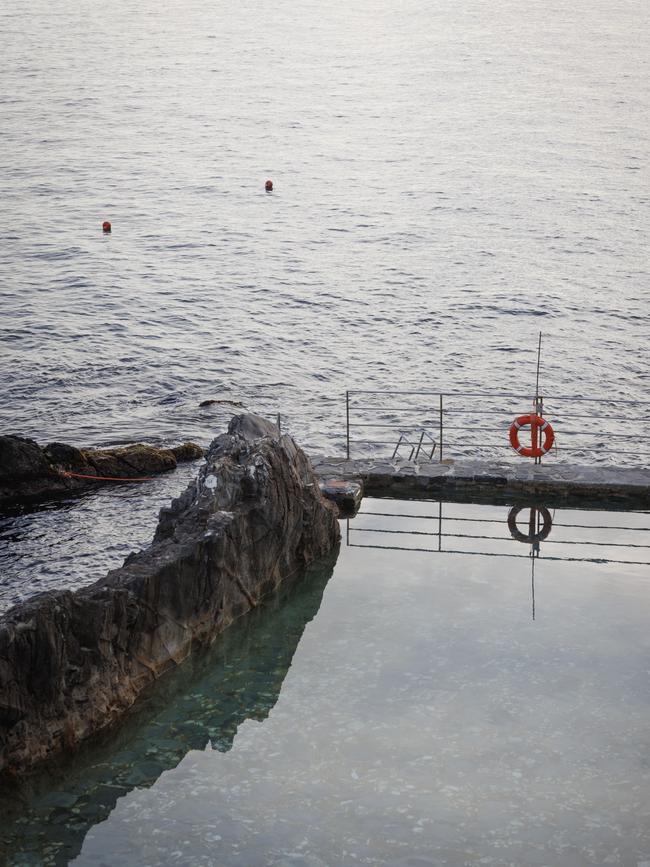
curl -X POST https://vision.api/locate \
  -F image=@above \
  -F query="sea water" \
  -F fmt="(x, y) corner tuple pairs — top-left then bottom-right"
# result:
(1, 0), (649, 598)
(1, 0), (648, 454)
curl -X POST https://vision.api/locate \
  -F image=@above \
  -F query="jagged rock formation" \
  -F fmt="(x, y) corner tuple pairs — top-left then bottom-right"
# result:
(0, 436), (204, 509)
(0, 416), (340, 775)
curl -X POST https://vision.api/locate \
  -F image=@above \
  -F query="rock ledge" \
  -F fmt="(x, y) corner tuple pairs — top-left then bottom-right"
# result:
(0, 435), (204, 509)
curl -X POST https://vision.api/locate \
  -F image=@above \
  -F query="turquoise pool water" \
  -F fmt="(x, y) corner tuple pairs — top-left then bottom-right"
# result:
(1, 499), (649, 866)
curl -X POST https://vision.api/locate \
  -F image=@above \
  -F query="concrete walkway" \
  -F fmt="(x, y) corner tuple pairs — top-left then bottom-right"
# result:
(312, 456), (650, 507)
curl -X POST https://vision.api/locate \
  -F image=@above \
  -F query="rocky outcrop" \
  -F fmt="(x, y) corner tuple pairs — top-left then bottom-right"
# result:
(0, 415), (340, 775)
(0, 436), (204, 509)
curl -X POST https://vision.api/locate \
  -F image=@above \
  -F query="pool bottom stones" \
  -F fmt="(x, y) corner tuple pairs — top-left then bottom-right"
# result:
(0, 415), (340, 776)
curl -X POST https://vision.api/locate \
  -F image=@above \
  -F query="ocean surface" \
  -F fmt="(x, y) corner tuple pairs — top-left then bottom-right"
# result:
(1, 0), (649, 599)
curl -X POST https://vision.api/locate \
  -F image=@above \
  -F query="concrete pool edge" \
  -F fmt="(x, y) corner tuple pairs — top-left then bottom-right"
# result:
(313, 456), (650, 508)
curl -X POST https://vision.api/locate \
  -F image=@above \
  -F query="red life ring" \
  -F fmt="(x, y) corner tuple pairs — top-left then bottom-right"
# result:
(509, 414), (554, 458)
(507, 505), (553, 543)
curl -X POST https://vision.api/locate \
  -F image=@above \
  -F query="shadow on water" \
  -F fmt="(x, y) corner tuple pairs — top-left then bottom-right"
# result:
(0, 548), (339, 866)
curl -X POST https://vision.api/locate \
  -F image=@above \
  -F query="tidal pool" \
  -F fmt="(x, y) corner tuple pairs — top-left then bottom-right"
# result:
(1, 498), (649, 866)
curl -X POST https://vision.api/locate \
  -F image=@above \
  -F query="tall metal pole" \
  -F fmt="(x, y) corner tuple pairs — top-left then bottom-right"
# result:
(534, 332), (543, 465)
(535, 331), (542, 400)
(345, 390), (350, 460)
(531, 555), (536, 621)
(439, 394), (444, 463)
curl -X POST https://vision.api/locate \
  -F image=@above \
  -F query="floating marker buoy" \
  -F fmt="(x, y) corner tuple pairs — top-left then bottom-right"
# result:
(265, 180), (273, 192)
(102, 221), (112, 233)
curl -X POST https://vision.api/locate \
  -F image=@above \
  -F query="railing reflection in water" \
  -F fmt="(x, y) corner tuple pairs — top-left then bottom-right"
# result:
(346, 499), (650, 619)
(347, 500), (650, 565)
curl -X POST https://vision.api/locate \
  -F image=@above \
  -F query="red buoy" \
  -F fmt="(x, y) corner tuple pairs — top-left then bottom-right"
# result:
(102, 221), (112, 233)
(265, 180), (273, 192)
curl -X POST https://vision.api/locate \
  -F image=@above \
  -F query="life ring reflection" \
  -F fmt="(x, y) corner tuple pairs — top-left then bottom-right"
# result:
(507, 506), (553, 544)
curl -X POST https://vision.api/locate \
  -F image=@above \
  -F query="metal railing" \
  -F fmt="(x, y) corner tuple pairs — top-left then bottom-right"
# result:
(344, 389), (650, 467)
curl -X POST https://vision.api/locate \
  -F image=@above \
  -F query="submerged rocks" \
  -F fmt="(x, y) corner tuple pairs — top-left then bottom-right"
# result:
(0, 436), (204, 509)
(199, 398), (246, 408)
(0, 415), (340, 775)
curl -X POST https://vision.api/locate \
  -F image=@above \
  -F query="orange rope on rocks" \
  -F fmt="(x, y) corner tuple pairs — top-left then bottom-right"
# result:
(59, 470), (155, 482)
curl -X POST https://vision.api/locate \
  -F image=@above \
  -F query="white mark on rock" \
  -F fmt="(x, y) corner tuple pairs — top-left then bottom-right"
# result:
(204, 474), (218, 490)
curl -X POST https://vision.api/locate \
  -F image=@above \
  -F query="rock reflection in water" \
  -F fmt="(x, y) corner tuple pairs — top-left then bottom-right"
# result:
(0, 551), (337, 865)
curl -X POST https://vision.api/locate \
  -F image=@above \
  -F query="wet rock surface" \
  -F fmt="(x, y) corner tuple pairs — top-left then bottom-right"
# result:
(0, 436), (204, 510)
(319, 478), (364, 516)
(198, 398), (246, 408)
(0, 416), (340, 775)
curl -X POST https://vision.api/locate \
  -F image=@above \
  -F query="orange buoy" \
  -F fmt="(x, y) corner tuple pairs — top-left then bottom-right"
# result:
(265, 179), (273, 192)
(509, 414), (554, 458)
(102, 221), (112, 233)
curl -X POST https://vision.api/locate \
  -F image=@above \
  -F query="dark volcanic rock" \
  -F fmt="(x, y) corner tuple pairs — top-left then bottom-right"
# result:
(170, 442), (204, 462)
(0, 436), (204, 509)
(199, 398), (246, 408)
(319, 478), (364, 516)
(0, 435), (69, 504)
(81, 443), (177, 477)
(0, 415), (340, 774)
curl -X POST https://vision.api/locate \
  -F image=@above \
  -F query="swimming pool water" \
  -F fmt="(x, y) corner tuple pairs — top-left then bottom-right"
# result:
(1, 498), (649, 866)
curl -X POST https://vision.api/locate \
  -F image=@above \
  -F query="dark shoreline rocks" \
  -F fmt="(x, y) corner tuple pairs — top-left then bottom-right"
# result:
(0, 415), (340, 776)
(0, 435), (204, 510)
(199, 398), (246, 408)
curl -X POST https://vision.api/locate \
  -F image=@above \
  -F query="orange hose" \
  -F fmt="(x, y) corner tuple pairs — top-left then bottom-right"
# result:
(60, 470), (155, 482)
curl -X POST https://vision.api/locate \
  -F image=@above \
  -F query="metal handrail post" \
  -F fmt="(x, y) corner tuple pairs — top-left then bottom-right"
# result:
(533, 394), (544, 465)
(414, 430), (425, 461)
(439, 394), (444, 463)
